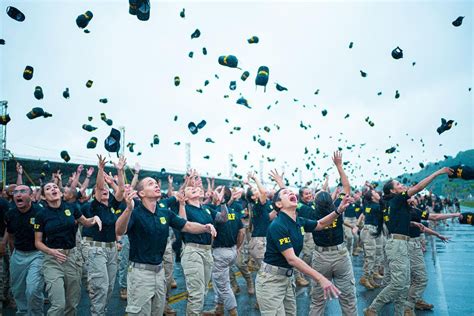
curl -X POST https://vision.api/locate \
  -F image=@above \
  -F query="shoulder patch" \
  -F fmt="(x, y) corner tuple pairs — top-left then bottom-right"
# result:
(160, 217), (167, 224)
(64, 209), (72, 217)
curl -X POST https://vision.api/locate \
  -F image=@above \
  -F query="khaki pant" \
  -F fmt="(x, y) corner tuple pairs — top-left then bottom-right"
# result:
(43, 248), (83, 316)
(163, 237), (174, 294)
(86, 245), (118, 316)
(126, 264), (166, 315)
(10, 249), (44, 316)
(255, 270), (296, 316)
(369, 238), (410, 316)
(361, 225), (379, 279)
(181, 244), (213, 315)
(212, 247), (237, 311)
(295, 232), (315, 279)
(406, 237), (428, 310)
(230, 227), (251, 283)
(375, 233), (384, 271)
(117, 235), (130, 289)
(309, 247), (357, 316)
(248, 237), (266, 269)
(343, 217), (358, 254)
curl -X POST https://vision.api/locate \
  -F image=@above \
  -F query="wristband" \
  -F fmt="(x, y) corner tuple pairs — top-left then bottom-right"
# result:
(334, 209), (341, 216)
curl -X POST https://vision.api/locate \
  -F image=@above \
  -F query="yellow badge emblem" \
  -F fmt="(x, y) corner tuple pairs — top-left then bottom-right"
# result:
(159, 203), (165, 208)
(301, 227), (305, 235)
(64, 209), (72, 216)
(30, 217), (35, 225)
(160, 217), (167, 224)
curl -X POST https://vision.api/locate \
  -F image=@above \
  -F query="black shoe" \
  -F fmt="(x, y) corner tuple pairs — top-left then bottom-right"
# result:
(129, 0), (138, 15)
(137, 0), (150, 21)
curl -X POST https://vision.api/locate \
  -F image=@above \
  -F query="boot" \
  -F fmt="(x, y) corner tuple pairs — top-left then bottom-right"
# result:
(202, 303), (225, 316)
(372, 272), (383, 280)
(415, 300), (434, 310)
(229, 307), (238, 316)
(163, 304), (177, 316)
(359, 276), (374, 290)
(363, 308), (377, 316)
(245, 277), (255, 295)
(296, 276), (310, 287)
(231, 279), (240, 294)
(254, 302), (260, 310)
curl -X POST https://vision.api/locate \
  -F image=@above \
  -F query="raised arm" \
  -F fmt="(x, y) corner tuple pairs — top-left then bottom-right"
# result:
(332, 151), (350, 195)
(16, 162), (23, 185)
(113, 156), (127, 201)
(130, 162), (140, 190)
(116, 189), (137, 236)
(212, 186), (229, 224)
(407, 167), (453, 197)
(248, 172), (267, 204)
(80, 167), (94, 196)
(69, 164), (83, 193)
(428, 212), (461, 221)
(168, 175), (174, 196)
(95, 155), (107, 202)
(322, 175), (329, 192)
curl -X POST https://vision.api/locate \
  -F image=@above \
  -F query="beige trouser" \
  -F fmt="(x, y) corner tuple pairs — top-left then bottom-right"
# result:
(343, 217), (358, 254)
(212, 247), (238, 311)
(406, 237), (428, 310)
(248, 237), (266, 269)
(126, 264), (166, 315)
(181, 244), (213, 315)
(361, 224), (379, 279)
(230, 227), (251, 284)
(86, 245), (118, 316)
(309, 247), (357, 316)
(43, 247), (83, 316)
(163, 237), (174, 295)
(295, 233), (315, 279)
(255, 269), (296, 316)
(369, 238), (410, 316)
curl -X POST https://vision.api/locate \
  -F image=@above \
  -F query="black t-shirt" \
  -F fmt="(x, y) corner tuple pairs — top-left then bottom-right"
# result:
(251, 200), (274, 237)
(345, 202), (358, 218)
(88, 197), (122, 242)
(433, 200), (443, 213)
(5, 203), (43, 251)
(409, 207), (430, 238)
(297, 201), (316, 220)
(364, 201), (382, 227)
(182, 204), (217, 245)
(264, 212), (317, 269)
(385, 192), (411, 236)
(34, 201), (83, 249)
(0, 198), (10, 236)
(128, 203), (186, 265)
(312, 197), (344, 247)
(213, 206), (244, 248)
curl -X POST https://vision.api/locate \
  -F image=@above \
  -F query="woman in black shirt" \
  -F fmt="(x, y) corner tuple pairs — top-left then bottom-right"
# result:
(34, 182), (102, 316)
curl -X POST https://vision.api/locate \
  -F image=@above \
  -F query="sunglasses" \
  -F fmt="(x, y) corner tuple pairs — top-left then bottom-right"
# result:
(13, 189), (29, 195)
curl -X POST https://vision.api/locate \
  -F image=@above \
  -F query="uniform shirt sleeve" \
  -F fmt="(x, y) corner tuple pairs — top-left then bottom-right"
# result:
(72, 203), (83, 219)
(4, 209), (12, 233)
(269, 223), (294, 253)
(34, 209), (45, 232)
(302, 218), (318, 232)
(391, 191), (410, 210)
(420, 209), (430, 221)
(161, 196), (178, 209)
(168, 210), (187, 231)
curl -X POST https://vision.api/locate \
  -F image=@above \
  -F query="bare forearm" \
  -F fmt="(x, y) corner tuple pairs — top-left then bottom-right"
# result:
(316, 212), (339, 230)
(336, 165), (350, 195)
(16, 174), (23, 185)
(429, 213), (459, 221)
(116, 209), (132, 236)
(182, 221), (208, 234)
(115, 170), (125, 201)
(287, 256), (324, 283)
(214, 205), (228, 223)
(236, 229), (245, 249)
(408, 172), (439, 197)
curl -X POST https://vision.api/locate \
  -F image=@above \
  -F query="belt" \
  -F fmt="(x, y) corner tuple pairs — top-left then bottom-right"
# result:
(186, 242), (212, 250)
(409, 236), (423, 241)
(83, 237), (116, 248)
(388, 234), (410, 241)
(363, 224), (378, 230)
(315, 242), (346, 252)
(261, 262), (294, 277)
(130, 262), (163, 273)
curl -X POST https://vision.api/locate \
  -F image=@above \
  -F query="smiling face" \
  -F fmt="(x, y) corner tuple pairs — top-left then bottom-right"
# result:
(13, 185), (32, 210)
(390, 180), (406, 194)
(42, 183), (63, 202)
(137, 177), (161, 200)
(300, 188), (313, 203)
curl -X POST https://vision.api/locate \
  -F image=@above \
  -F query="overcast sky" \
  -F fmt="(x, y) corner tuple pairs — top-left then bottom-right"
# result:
(1, 0), (472, 187)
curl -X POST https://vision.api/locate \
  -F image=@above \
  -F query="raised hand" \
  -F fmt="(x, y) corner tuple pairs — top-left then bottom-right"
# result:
(168, 175), (173, 184)
(436, 167), (454, 177)
(86, 167), (94, 178)
(133, 162), (141, 173)
(269, 169), (284, 183)
(332, 151), (343, 167)
(124, 188), (137, 211)
(114, 156), (127, 170)
(77, 164), (84, 174)
(16, 162), (23, 175)
(97, 154), (107, 170)
(176, 191), (187, 205)
(247, 172), (256, 181)
(337, 195), (354, 213)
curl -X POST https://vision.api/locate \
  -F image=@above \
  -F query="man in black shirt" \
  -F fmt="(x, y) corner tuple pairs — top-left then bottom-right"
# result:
(6, 185), (44, 315)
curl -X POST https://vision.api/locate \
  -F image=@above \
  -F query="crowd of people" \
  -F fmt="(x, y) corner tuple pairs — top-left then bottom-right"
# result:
(0, 152), (471, 316)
